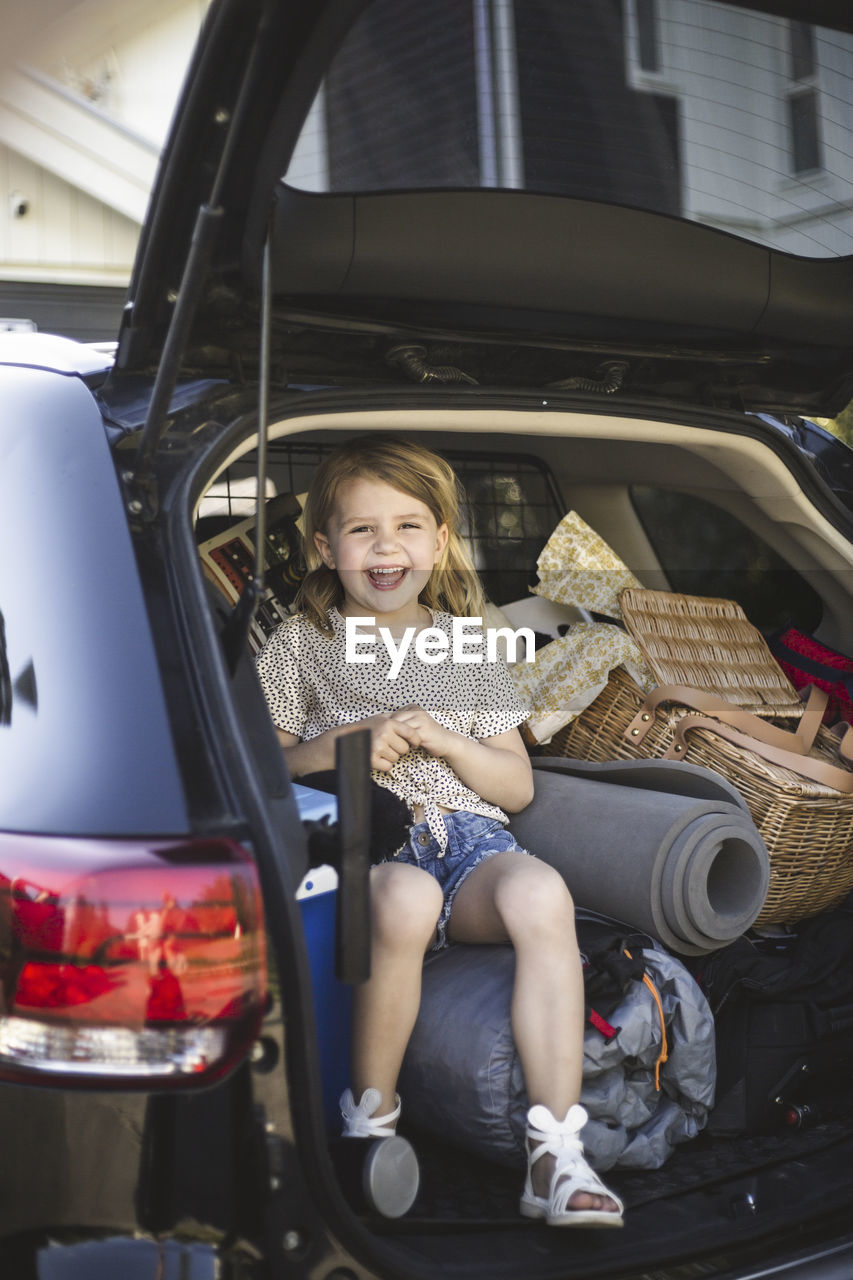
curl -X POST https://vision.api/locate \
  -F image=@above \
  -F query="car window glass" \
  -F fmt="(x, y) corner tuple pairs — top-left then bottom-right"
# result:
(286, 0), (853, 259)
(631, 484), (823, 633)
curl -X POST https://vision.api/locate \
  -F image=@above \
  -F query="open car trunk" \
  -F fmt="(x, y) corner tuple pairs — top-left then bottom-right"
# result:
(168, 395), (853, 1280)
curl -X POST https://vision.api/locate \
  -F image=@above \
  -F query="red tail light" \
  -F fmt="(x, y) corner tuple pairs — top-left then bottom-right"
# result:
(0, 834), (266, 1087)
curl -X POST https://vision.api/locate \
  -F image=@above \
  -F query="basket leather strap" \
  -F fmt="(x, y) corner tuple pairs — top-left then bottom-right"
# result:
(661, 713), (853, 792)
(794, 683), (832, 749)
(625, 683), (828, 755)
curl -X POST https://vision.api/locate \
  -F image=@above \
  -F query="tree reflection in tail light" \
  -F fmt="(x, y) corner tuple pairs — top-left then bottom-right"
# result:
(0, 835), (267, 1086)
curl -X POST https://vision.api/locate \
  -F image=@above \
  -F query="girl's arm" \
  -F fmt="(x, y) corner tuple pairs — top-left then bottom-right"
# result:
(275, 727), (334, 777)
(388, 708), (534, 812)
(276, 715), (420, 777)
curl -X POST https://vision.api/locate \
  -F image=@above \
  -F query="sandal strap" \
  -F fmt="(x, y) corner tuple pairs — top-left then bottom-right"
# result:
(340, 1087), (401, 1137)
(525, 1102), (587, 1169)
(550, 1147), (625, 1218)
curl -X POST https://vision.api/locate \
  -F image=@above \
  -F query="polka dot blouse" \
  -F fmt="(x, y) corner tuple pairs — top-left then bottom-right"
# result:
(256, 608), (529, 850)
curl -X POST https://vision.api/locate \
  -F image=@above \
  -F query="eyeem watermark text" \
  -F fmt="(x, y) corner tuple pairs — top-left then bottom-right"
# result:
(345, 616), (535, 680)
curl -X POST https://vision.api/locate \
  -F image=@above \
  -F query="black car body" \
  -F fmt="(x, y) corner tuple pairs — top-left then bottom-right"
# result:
(3, 0), (853, 1276)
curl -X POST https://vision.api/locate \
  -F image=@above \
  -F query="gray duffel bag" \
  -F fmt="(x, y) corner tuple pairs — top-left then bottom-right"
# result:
(399, 921), (716, 1172)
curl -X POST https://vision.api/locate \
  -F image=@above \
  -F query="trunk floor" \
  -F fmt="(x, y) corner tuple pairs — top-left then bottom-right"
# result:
(395, 1109), (853, 1225)
(354, 1111), (853, 1279)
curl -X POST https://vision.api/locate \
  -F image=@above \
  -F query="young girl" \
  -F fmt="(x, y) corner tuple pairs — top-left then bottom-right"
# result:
(256, 435), (623, 1228)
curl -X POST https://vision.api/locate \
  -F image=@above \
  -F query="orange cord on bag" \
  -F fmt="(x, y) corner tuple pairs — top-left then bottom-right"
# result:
(624, 948), (669, 1089)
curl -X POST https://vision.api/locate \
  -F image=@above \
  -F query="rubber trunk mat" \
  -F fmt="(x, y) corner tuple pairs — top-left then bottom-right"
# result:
(398, 1111), (853, 1224)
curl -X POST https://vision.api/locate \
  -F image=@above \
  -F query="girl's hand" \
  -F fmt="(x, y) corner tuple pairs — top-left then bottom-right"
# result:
(389, 705), (455, 758)
(361, 713), (422, 773)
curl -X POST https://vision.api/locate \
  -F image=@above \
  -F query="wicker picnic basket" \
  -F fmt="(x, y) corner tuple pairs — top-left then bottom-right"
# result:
(541, 589), (853, 926)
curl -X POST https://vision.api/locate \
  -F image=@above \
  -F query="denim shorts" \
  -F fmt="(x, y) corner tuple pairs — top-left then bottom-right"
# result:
(390, 810), (529, 950)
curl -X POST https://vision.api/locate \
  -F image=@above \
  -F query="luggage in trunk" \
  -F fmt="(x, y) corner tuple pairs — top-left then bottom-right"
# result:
(697, 900), (853, 1135)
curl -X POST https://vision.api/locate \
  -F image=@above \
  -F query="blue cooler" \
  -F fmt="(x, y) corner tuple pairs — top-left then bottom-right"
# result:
(294, 786), (352, 1130)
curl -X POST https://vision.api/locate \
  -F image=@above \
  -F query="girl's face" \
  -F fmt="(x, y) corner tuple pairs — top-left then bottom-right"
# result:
(314, 475), (449, 625)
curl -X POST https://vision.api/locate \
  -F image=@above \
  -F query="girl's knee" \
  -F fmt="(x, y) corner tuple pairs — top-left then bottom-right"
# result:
(496, 861), (576, 936)
(370, 862), (443, 946)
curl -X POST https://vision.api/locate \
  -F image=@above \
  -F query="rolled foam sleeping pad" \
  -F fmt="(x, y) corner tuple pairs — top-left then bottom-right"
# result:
(507, 757), (770, 955)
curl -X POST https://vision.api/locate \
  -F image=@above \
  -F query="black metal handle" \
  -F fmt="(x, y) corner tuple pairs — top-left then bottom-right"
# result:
(335, 730), (372, 984)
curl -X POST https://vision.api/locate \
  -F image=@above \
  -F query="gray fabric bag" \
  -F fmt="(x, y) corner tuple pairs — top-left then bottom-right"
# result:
(399, 922), (716, 1171)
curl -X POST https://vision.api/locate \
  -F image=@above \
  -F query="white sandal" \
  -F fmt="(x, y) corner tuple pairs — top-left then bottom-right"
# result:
(520, 1103), (624, 1228)
(339, 1087), (401, 1137)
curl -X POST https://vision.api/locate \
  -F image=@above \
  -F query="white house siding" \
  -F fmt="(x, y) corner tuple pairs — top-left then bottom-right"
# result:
(0, 0), (207, 334)
(0, 143), (138, 285)
(287, 90), (330, 193)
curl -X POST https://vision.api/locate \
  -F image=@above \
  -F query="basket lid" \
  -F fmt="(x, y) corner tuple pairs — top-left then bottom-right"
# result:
(619, 588), (804, 718)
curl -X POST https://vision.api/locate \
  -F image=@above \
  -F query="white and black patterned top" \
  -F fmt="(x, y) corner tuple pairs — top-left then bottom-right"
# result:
(256, 608), (528, 849)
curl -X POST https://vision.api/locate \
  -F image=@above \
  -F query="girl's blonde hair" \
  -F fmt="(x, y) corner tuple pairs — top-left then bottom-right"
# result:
(297, 434), (486, 633)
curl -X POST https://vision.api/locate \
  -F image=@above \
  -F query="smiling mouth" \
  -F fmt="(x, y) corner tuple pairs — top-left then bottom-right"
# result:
(366, 566), (408, 588)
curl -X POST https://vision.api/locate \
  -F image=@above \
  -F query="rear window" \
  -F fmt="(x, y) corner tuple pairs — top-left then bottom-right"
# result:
(286, 0), (853, 259)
